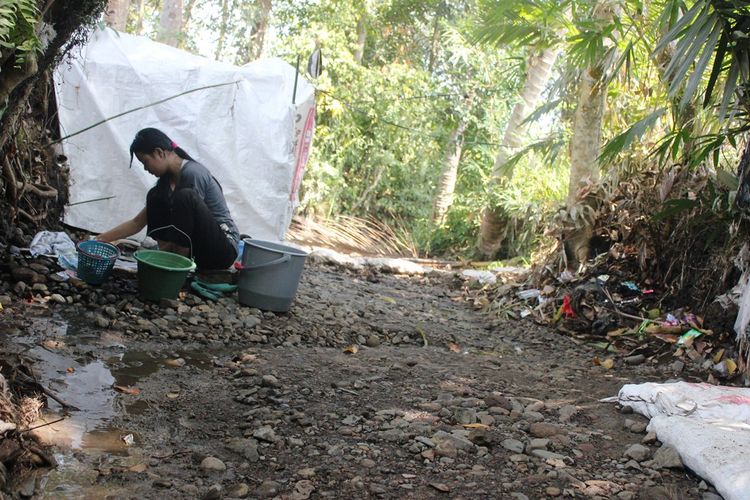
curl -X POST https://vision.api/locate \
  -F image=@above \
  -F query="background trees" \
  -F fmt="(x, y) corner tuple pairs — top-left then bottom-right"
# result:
(97, 0), (750, 263)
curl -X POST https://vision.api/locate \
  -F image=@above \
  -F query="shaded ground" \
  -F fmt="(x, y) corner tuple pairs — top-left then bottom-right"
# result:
(0, 260), (714, 499)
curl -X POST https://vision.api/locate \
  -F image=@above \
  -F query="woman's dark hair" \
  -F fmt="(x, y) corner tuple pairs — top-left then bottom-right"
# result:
(129, 127), (195, 167)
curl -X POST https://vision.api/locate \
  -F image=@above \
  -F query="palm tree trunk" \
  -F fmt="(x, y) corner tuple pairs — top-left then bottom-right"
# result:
(215, 0), (233, 60)
(565, 0), (616, 268)
(354, 12), (367, 64)
(250, 0), (273, 60)
(432, 115), (469, 224)
(157, 0), (183, 47)
(104, 0), (130, 31)
(476, 46), (560, 257)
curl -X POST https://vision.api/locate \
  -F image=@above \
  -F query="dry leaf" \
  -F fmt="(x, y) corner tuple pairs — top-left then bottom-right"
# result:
(712, 349), (725, 364)
(167, 392), (180, 399)
(650, 333), (679, 344)
(165, 358), (186, 367)
(66, 367), (75, 373)
(448, 343), (461, 353)
(726, 359), (738, 376)
(429, 483), (451, 493)
(606, 328), (630, 338)
(600, 358), (614, 370)
(344, 345), (359, 354)
(462, 423), (489, 429)
(114, 385), (141, 395)
(129, 463), (148, 473)
(378, 294), (396, 304)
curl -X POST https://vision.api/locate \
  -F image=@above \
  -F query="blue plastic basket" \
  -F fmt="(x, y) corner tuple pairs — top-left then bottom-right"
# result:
(76, 240), (119, 285)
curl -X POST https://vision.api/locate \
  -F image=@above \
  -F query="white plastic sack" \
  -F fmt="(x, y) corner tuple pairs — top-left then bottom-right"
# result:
(615, 382), (750, 500)
(54, 28), (315, 242)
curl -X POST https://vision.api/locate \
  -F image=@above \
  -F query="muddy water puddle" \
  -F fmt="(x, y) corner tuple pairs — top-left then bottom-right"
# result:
(3, 313), (218, 497)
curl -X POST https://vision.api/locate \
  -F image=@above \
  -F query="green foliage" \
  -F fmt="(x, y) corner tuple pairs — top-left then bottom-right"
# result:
(0, 0), (41, 67)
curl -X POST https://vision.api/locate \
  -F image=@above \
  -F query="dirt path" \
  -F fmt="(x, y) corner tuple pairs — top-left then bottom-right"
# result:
(1, 262), (712, 499)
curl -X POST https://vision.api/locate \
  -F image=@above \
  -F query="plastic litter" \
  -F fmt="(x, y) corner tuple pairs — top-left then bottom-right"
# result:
(676, 328), (702, 345)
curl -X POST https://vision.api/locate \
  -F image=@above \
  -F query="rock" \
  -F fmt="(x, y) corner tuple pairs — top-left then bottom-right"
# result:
(203, 484), (222, 499)
(292, 480), (315, 500)
(453, 408), (476, 424)
(49, 293), (66, 304)
(225, 483), (250, 498)
(415, 436), (435, 448)
(200, 457), (226, 472)
(529, 449), (566, 461)
(624, 354), (646, 365)
(529, 422), (564, 438)
(527, 438), (549, 451)
(0, 295), (11, 306)
(501, 439), (524, 453)
(432, 430), (474, 452)
(484, 393), (513, 410)
(94, 316), (110, 328)
(255, 480), (280, 498)
(642, 431), (658, 444)
(253, 426), (279, 443)
(244, 316), (261, 328)
(434, 440), (457, 458)
(360, 458), (376, 468)
(558, 405), (577, 423)
(11, 267), (40, 283)
(545, 486), (562, 497)
(651, 445), (683, 469)
(624, 444), (651, 462)
(366, 335), (380, 347)
(226, 438), (260, 462)
(261, 375), (280, 388)
(629, 421), (647, 433)
(297, 467), (316, 478)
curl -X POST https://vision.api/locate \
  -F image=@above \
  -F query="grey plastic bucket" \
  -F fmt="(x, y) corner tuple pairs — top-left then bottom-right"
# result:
(238, 239), (307, 312)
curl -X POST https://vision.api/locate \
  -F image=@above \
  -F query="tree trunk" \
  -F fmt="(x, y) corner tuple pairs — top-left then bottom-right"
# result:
(427, 14), (440, 73)
(157, 0), (183, 47)
(183, 0), (198, 29)
(215, 0), (232, 60)
(431, 119), (467, 224)
(354, 12), (367, 64)
(476, 47), (560, 257)
(104, 0), (130, 31)
(565, 1), (615, 269)
(135, 0), (145, 34)
(249, 0), (272, 60)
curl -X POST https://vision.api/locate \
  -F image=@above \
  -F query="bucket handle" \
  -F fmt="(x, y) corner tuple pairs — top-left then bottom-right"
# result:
(237, 253), (290, 271)
(147, 225), (193, 260)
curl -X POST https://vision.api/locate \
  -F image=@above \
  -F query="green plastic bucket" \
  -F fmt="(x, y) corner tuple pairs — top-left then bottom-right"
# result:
(134, 250), (196, 301)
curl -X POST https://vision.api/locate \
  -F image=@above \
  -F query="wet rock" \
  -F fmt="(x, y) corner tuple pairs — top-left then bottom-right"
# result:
(624, 444), (651, 462)
(11, 267), (41, 284)
(200, 457), (226, 472)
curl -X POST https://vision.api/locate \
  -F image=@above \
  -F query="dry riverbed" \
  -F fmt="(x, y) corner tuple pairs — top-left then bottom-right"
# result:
(0, 255), (717, 499)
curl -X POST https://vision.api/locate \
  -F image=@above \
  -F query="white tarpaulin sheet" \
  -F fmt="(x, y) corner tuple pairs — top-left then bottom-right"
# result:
(614, 382), (750, 500)
(54, 28), (315, 241)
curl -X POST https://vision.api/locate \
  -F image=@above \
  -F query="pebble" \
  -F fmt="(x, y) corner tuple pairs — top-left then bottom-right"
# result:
(366, 335), (380, 347)
(545, 486), (562, 497)
(200, 457), (226, 472)
(261, 375), (280, 388)
(650, 445), (683, 469)
(255, 480), (280, 498)
(501, 439), (524, 453)
(624, 444), (651, 462)
(225, 483), (249, 498)
(253, 426), (279, 443)
(529, 422), (564, 438)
